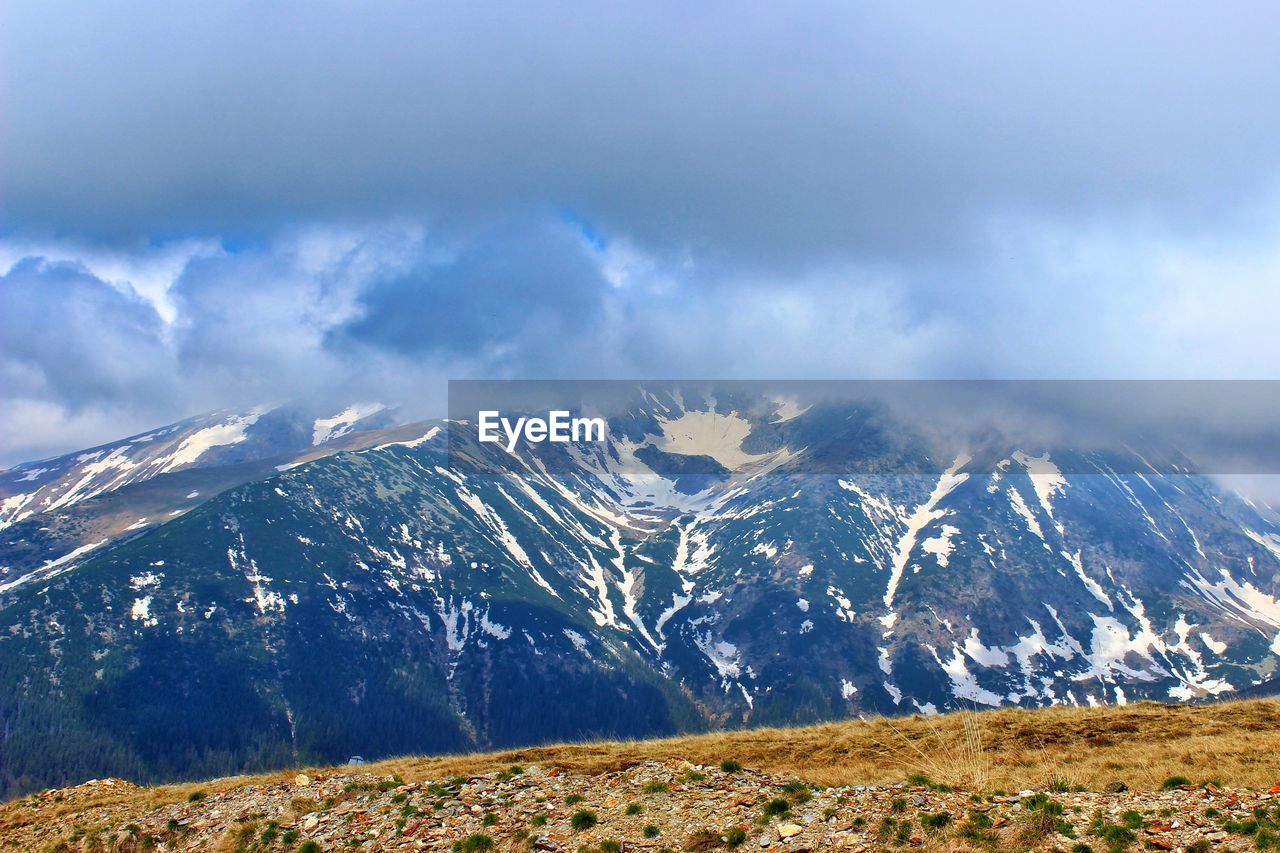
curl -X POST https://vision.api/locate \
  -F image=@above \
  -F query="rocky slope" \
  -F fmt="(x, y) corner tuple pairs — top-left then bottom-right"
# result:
(6, 758), (1280, 851)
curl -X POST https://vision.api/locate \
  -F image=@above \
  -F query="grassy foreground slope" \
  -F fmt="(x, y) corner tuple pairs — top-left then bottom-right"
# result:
(375, 698), (1280, 791)
(5, 699), (1279, 824)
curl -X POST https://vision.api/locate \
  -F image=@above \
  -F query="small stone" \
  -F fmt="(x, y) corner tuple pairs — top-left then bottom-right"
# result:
(1103, 781), (1128, 794)
(303, 815), (319, 831)
(777, 823), (802, 838)
(294, 774), (311, 786)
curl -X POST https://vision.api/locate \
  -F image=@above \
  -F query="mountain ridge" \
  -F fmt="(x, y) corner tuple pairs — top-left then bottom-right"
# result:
(2, 390), (1279, 799)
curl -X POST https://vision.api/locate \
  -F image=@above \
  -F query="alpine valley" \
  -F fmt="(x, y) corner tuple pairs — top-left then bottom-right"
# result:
(3, 389), (1280, 800)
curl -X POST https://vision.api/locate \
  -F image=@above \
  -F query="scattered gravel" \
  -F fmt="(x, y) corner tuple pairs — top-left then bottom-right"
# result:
(5, 761), (1280, 851)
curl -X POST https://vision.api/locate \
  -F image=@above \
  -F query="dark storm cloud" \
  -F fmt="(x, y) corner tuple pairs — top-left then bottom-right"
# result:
(5, 1), (1280, 264)
(0, 219), (623, 463)
(4, 1), (1280, 464)
(0, 258), (176, 408)
(332, 220), (607, 358)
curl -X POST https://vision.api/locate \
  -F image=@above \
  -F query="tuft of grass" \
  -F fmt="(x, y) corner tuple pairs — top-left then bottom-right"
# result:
(683, 827), (722, 849)
(1091, 820), (1136, 853)
(187, 790), (206, 803)
(643, 781), (670, 794)
(887, 712), (985, 791)
(780, 780), (811, 805)
(565, 793), (585, 805)
(957, 810), (998, 846)
(452, 834), (493, 852)
(1016, 796), (1073, 846)
(762, 799), (791, 818)
(921, 812), (952, 831)
(625, 802), (642, 815)
(906, 772), (942, 788)
(290, 796), (320, 817)
(297, 842), (322, 853)
(643, 824), (660, 838)
(598, 841), (622, 853)
(1024, 793), (1065, 815)
(570, 809), (598, 831)
(1221, 806), (1280, 850)
(1161, 775), (1192, 790)
(724, 825), (747, 846)
(720, 760), (742, 773)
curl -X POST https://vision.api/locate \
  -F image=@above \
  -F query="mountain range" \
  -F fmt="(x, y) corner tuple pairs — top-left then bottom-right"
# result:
(2, 389), (1279, 800)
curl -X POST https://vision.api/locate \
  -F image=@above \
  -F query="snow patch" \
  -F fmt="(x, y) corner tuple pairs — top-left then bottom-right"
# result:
(374, 425), (440, 451)
(1012, 450), (1068, 524)
(130, 596), (157, 627)
(652, 408), (765, 470)
(884, 454), (970, 609)
(1199, 632), (1227, 655)
(129, 571), (163, 590)
(313, 403), (386, 445)
(160, 409), (268, 472)
(920, 524), (960, 567)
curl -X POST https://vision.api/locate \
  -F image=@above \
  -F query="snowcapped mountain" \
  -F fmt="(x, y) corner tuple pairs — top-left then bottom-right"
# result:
(2, 388), (1279, 797)
(0, 402), (399, 592)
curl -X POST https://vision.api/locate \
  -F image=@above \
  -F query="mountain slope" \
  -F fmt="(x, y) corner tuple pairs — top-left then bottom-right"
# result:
(2, 391), (1279, 798)
(0, 403), (407, 591)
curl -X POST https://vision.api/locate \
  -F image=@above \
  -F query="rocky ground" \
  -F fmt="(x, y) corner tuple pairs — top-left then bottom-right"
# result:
(4, 760), (1280, 852)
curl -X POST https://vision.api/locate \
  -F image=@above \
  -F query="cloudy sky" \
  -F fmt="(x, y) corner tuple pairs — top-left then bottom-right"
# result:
(3, 1), (1280, 464)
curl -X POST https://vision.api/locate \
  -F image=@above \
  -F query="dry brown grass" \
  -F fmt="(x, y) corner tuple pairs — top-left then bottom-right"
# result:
(4, 698), (1280, 837)
(360, 699), (1280, 792)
